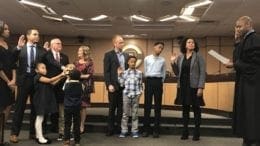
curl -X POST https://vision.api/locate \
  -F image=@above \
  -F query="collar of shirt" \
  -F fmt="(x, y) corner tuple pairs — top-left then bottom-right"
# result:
(244, 29), (255, 39)
(27, 43), (36, 48)
(52, 49), (60, 57)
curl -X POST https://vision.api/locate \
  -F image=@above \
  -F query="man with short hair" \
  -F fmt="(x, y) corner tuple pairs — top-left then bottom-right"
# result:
(10, 29), (47, 143)
(143, 42), (166, 138)
(44, 38), (69, 141)
(103, 35), (129, 136)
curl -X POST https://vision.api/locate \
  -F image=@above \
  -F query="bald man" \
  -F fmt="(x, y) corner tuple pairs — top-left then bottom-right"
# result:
(225, 16), (260, 146)
(44, 38), (69, 140)
(103, 35), (129, 136)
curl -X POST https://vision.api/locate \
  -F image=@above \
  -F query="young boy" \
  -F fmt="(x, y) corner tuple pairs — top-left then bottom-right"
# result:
(118, 56), (143, 138)
(63, 69), (82, 146)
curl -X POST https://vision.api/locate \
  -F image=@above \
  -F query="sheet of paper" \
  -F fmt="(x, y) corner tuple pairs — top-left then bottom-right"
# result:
(208, 50), (230, 64)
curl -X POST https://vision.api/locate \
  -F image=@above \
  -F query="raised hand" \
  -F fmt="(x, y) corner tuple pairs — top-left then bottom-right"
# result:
(170, 53), (178, 63)
(43, 41), (50, 51)
(17, 35), (26, 48)
(117, 67), (123, 75)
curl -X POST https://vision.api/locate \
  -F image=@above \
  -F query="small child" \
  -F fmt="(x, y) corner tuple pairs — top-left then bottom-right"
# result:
(63, 69), (82, 146)
(118, 56), (143, 138)
(33, 63), (65, 144)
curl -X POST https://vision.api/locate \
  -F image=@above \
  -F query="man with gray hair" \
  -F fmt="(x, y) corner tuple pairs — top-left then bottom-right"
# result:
(44, 38), (69, 141)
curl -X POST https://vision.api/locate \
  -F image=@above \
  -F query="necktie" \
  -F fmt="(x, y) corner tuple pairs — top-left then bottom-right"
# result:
(30, 45), (35, 66)
(56, 53), (60, 62)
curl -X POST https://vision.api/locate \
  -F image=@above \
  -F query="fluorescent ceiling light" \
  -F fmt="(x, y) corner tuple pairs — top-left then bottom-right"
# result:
(42, 15), (62, 21)
(179, 15), (196, 22)
(41, 7), (57, 15)
(62, 15), (84, 21)
(189, 0), (213, 8)
(181, 7), (195, 15)
(159, 15), (178, 22)
(91, 15), (108, 21)
(19, 0), (46, 8)
(131, 15), (151, 22)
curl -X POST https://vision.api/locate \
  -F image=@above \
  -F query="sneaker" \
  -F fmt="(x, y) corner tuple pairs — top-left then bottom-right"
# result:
(57, 134), (64, 141)
(118, 132), (127, 138)
(132, 132), (139, 138)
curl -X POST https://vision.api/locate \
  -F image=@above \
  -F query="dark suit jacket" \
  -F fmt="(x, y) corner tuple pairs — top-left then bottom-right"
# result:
(14, 45), (47, 86)
(103, 49), (128, 91)
(43, 50), (69, 103)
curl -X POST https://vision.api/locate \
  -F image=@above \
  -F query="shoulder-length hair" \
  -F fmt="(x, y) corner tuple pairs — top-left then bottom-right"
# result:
(180, 37), (199, 53)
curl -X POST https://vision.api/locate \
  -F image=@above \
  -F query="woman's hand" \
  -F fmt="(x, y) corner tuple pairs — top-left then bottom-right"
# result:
(197, 88), (203, 97)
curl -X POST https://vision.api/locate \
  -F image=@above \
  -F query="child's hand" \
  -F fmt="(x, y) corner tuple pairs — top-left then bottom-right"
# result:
(117, 67), (123, 75)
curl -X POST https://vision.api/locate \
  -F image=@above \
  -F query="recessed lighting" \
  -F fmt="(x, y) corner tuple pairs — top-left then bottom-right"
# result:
(189, 0), (213, 8)
(181, 7), (195, 16)
(131, 15), (151, 22)
(41, 7), (57, 15)
(90, 15), (108, 21)
(62, 15), (84, 21)
(159, 15), (178, 22)
(179, 15), (196, 22)
(19, 0), (46, 8)
(42, 15), (62, 21)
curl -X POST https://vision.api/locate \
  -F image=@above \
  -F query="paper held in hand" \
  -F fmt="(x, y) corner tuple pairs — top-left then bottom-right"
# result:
(208, 50), (230, 64)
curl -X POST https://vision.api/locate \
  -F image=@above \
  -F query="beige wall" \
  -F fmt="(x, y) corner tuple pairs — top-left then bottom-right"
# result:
(9, 35), (235, 75)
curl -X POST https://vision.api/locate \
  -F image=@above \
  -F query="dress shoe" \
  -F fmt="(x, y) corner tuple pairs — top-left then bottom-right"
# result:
(180, 131), (189, 140)
(142, 131), (149, 137)
(192, 131), (200, 141)
(153, 132), (159, 138)
(9, 135), (18, 143)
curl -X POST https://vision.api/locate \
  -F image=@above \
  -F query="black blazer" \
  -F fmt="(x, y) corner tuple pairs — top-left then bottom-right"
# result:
(103, 49), (128, 91)
(14, 45), (46, 86)
(44, 50), (69, 78)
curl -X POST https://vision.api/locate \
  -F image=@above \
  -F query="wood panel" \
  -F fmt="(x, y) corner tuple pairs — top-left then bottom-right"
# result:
(203, 83), (218, 109)
(217, 82), (234, 111)
(163, 83), (177, 106)
(91, 82), (105, 103)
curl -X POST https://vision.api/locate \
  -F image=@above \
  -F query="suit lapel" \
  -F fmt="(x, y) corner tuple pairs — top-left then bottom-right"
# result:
(190, 52), (197, 70)
(112, 50), (120, 67)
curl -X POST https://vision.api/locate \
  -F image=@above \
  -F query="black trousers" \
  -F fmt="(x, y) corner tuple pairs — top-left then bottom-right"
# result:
(143, 78), (163, 133)
(182, 105), (201, 132)
(11, 76), (36, 136)
(64, 107), (80, 143)
(107, 90), (123, 133)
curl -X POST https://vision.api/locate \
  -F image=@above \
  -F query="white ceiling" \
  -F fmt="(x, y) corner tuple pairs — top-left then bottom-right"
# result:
(0, 0), (260, 39)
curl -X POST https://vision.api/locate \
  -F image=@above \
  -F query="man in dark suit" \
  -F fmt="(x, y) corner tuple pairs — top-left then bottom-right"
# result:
(44, 38), (69, 140)
(103, 35), (128, 136)
(10, 29), (47, 143)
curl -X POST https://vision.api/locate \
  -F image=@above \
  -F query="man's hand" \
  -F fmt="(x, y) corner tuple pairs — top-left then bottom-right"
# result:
(43, 41), (50, 51)
(17, 35), (26, 49)
(108, 84), (115, 93)
(224, 60), (234, 68)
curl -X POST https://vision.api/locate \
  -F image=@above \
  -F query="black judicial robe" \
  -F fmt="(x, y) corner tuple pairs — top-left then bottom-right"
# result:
(232, 31), (260, 140)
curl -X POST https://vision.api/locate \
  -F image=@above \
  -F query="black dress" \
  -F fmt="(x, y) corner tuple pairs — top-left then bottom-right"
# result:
(175, 55), (205, 106)
(0, 46), (15, 109)
(33, 74), (57, 115)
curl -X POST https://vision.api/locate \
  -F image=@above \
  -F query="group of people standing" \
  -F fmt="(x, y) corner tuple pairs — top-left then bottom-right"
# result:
(0, 21), (94, 146)
(0, 15), (260, 146)
(103, 34), (206, 141)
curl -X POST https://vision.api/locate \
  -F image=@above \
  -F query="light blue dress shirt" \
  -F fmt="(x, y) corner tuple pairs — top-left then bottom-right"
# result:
(144, 54), (166, 82)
